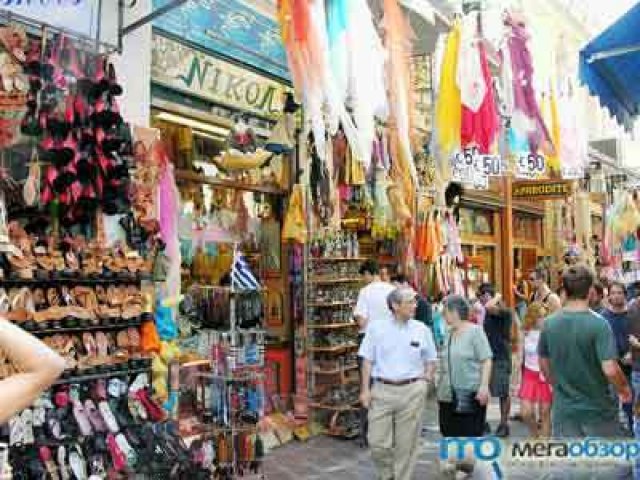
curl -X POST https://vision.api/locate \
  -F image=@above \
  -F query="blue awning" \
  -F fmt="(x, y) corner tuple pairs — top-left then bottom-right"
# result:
(579, 3), (640, 131)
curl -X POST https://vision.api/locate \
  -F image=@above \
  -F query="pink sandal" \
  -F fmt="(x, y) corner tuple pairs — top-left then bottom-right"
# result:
(106, 433), (126, 472)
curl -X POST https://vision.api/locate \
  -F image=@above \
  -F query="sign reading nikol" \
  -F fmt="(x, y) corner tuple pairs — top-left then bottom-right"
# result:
(151, 34), (287, 119)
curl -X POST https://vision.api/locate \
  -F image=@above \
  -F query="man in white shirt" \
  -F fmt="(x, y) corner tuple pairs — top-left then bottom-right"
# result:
(354, 259), (395, 333)
(359, 287), (438, 480)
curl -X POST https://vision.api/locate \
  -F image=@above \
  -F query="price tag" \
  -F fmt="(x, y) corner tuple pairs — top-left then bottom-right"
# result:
(451, 148), (502, 189)
(515, 153), (546, 179)
(561, 166), (584, 180)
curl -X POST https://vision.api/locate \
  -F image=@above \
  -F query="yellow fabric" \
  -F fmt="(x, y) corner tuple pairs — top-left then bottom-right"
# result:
(543, 87), (561, 177)
(282, 184), (307, 243)
(435, 23), (461, 163)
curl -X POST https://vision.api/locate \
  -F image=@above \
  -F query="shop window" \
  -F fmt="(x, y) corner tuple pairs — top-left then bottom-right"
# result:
(514, 215), (542, 244)
(459, 208), (493, 236)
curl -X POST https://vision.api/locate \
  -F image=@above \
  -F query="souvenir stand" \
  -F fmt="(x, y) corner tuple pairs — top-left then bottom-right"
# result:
(0, 16), (215, 479)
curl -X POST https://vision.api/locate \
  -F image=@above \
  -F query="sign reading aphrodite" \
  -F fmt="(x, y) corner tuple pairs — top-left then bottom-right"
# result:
(151, 34), (286, 119)
(512, 180), (573, 200)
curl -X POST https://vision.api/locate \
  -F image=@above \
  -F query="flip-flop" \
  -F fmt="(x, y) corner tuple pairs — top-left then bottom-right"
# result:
(21, 408), (34, 445)
(39, 446), (61, 480)
(98, 400), (119, 433)
(106, 433), (126, 472)
(72, 400), (93, 437)
(115, 432), (138, 468)
(9, 414), (25, 446)
(57, 445), (70, 480)
(134, 389), (165, 422)
(84, 399), (107, 433)
(68, 444), (87, 480)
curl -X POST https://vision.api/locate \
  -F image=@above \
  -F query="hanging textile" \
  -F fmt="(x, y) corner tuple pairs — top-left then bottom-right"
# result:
(434, 22), (461, 162)
(541, 86), (561, 177)
(501, 11), (553, 155)
(382, 0), (417, 185)
(557, 81), (587, 178)
(460, 41), (499, 154)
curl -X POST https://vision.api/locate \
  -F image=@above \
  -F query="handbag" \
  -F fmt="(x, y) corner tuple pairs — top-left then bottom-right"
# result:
(447, 334), (480, 415)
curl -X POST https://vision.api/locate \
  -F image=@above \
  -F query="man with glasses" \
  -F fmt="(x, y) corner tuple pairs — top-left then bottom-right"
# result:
(359, 287), (437, 480)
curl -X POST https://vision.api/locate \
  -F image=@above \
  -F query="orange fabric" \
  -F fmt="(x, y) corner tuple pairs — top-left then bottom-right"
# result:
(424, 215), (436, 263)
(141, 321), (161, 353)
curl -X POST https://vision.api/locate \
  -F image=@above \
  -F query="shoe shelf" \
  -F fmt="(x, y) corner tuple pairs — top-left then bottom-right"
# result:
(0, 274), (151, 287)
(53, 365), (151, 386)
(28, 318), (143, 336)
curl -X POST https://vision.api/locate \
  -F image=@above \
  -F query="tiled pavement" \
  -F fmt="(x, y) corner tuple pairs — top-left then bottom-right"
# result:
(264, 394), (545, 480)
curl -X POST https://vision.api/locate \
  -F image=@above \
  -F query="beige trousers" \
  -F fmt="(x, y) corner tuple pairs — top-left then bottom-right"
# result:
(367, 380), (428, 480)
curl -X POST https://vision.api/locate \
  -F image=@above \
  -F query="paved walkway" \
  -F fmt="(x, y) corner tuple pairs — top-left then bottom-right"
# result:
(263, 394), (542, 480)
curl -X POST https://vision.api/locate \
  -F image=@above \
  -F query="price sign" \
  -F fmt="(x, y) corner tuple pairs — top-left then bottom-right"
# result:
(515, 153), (546, 179)
(561, 166), (584, 180)
(451, 148), (504, 190)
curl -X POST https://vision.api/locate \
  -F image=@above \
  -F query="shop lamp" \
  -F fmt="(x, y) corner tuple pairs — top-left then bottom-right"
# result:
(154, 112), (230, 137)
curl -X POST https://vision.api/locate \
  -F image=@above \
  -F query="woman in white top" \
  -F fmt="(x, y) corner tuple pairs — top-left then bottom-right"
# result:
(518, 302), (553, 437)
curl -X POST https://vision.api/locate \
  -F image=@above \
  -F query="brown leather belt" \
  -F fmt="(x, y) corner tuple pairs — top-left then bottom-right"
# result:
(373, 377), (422, 386)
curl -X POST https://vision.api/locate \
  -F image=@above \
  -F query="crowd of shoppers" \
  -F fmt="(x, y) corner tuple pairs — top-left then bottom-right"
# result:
(356, 259), (640, 479)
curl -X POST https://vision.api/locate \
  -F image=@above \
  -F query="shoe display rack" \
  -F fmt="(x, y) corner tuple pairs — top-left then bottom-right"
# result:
(305, 230), (363, 439)
(0, 21), (211, 479)
(175, 284), (267, 479)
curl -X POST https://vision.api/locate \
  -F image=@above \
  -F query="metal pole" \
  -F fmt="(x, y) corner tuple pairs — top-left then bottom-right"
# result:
(121, 0), (189, 36)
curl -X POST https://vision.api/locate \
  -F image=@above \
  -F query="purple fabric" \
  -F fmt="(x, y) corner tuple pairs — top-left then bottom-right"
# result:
(508, 23), (553, 153)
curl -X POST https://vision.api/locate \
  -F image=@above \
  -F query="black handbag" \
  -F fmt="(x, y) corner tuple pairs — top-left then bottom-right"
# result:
(448, 334), (480, 415)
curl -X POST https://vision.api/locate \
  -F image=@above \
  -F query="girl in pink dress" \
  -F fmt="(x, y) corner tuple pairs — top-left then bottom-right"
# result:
(519, 302), (553, 437)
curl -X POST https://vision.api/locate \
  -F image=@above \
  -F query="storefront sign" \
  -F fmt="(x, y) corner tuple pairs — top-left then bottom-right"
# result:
(515, 152), (547, 179)
(2, 0), (97, 37)
(512, 180), (572, 200)
(152, 0), (289, 80)
(151, 34), (287, 119)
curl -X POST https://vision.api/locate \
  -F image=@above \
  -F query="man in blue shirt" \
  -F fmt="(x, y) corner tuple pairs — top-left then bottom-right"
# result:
(359, 287), (437, 480)
(600, 281), (632, 433)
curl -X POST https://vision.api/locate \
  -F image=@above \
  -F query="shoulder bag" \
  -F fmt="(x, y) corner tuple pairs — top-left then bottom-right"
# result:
(448, 332), (480, 415)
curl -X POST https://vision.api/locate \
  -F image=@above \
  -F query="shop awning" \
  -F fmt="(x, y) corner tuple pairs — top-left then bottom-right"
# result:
(579, 2), (640, 131)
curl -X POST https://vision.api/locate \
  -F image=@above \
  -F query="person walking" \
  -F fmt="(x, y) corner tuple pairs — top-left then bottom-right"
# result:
(589, 281), (606, 314)
(514, 268), (530, 321)
(391, 273), (433, 330)
(625, 304), (640, 479)
(478, 283), (515, 437)
(601, 281), (633, 433)
(530, 267), (562, 313)
(539, 265), (632, 478)
(437, 295), (492, 477)
(518, 302), (552, 438)
(359, 287), (437, 480)
(354, 259), (395, 447)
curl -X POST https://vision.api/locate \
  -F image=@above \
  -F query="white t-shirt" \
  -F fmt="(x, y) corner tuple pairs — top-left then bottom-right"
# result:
(523, 330), (541, 372)
(359, 317), (438, 381)
(353, 281), (395, 333)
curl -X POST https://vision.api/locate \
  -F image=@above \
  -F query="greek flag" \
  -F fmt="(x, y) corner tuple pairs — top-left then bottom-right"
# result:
(231, 250), (260, 290)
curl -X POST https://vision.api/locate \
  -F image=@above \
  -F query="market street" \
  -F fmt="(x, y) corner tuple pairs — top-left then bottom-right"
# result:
(265, 396), (544, 479)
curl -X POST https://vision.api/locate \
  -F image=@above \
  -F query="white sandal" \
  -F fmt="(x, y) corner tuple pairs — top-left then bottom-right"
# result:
(68, 444), (87, 480)
(21, 409), (34, 445)
(98, 401), (119, 434)
(8, 414), (25, 446)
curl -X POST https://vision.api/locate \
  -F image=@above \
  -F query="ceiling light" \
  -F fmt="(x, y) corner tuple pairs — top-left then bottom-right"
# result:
(155, 112), (230, 137)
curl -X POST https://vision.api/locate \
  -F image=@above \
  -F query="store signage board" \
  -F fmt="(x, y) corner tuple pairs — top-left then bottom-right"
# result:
(152, 0), (289, 81)
(1, 0), (99, 38)
(151, 34), (287, 119)
(561, 165), (585, 180)
(512, 180), (572, 200)
(514, 152), (547, 179)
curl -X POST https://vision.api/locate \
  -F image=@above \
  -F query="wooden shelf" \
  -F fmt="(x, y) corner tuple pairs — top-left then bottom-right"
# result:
(308, 277), (362, 285)
(307, 344), (359, 353)
(308, 300), (355, 308)
(175, 169), (287, 196)
(310, 257), (366, 262)
(308, 323), (358, 330)
(308, 401), (359, 412)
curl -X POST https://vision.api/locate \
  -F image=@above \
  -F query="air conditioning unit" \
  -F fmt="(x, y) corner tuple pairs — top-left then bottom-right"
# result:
(589, 138), (622, 165)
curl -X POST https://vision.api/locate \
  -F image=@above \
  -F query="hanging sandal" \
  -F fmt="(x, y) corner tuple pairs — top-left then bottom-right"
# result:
(68, 444), (87, 480)
(98, 400), (119, 434)
(106, 433), (126, 472)
(39, 446), (61, 480)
